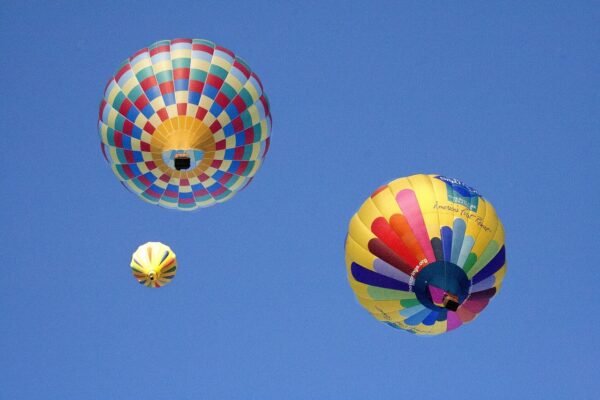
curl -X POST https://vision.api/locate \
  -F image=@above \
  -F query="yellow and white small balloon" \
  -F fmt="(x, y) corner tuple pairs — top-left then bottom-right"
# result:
(130, 242), (177, 288)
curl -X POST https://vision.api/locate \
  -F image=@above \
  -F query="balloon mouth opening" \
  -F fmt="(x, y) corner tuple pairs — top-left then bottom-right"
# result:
(428, 287), (460, 311)
(442, 293), (460, 311)
(162, 149), (204, 171)
(174, 154), (191, 170)
(150, 117), (215, 174)
(414, 261), (471, 311)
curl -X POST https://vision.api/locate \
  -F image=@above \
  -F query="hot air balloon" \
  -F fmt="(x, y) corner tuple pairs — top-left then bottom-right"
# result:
(98, 39), (271, 210)
(345, 174), (506, 335)
(130, 242), (177, 288)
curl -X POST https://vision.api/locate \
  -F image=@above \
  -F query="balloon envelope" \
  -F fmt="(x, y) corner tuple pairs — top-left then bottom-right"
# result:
(99, 39), (271, 210)
(130, 242), (177, 288)
(345, 174), (506, 335)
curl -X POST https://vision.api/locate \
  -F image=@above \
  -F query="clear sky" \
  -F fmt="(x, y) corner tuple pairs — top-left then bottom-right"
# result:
(1, 1), (598, 399)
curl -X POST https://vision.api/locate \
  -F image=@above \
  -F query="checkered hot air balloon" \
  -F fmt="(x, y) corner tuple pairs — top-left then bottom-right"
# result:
(98, 39), (271, 210)
(345, 174), (506, 335)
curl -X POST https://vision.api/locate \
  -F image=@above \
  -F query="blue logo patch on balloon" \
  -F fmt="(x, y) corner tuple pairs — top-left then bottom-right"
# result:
(435, 175), (480, 211)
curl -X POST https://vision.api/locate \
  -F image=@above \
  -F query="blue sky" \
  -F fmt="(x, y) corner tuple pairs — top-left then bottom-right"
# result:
(1, 1), (598, 398)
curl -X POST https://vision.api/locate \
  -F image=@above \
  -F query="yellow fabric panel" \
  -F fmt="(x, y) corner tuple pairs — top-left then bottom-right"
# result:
(225, 75), (244, 92)
(429, 175), (455, 230)
(469, 199), (501, 259)
(355, 198), (382, 232)
(211, 55), (232, 70)
(370, 185), (402, 220)
(408, 174), (442, 244)
(348, 214), (376, 249)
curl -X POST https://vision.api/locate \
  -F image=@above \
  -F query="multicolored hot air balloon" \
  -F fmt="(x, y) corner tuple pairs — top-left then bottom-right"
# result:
(345, 174), (506, 335)
(98, 39), (271, 210)
(130, 242), (177, 288)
